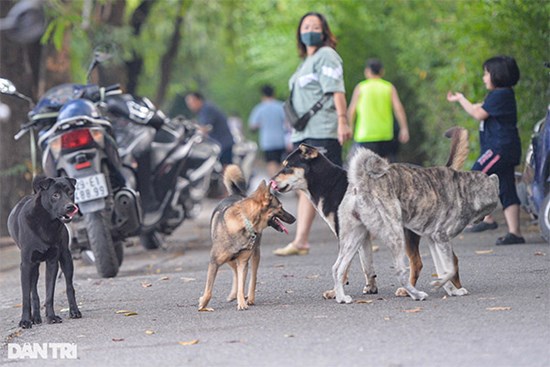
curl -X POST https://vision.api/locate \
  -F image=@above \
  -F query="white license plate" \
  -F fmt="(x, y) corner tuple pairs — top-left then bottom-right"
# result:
(74, 174), (109, 203)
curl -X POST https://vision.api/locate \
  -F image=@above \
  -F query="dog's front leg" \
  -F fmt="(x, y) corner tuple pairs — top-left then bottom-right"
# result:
(19, 262), (35, 329)
(45, 258), (62, 324)
(246, 246), (260, 306)
(236, 258), (249, 310)
(332, 234), (362, 304)
(428, 240), (467, 296)
(30, 265), (42, 324)
(59, 247), (82, 319)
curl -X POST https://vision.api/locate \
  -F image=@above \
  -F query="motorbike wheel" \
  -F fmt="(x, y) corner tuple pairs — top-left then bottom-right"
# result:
(539, 194), (550, 242)
(84, 210), (119, 278)
(140, 231), (163, 250)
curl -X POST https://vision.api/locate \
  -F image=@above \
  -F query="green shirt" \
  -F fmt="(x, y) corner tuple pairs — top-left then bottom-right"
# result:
(289, 47), (345, 142)
(354, 78), (394, 143)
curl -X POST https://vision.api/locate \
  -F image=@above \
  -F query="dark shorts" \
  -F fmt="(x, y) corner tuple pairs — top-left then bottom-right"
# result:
(292, 138), (342, 167)
(264, 149), (286, 164)
(220, 146), (234, 165)
(356, 140), (396, 162)
(472, 149), (519, 209)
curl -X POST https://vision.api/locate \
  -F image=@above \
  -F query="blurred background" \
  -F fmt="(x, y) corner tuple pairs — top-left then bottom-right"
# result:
(1, 0), (549, 236)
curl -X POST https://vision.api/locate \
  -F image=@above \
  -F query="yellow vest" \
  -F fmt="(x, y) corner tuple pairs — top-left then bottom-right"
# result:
(354, 78), (394, 143)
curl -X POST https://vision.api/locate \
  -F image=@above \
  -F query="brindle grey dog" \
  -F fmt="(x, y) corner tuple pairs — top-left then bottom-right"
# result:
(332, 147), (500, 303)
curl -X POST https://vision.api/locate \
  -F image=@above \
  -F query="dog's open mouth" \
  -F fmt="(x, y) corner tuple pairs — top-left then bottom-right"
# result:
(268, 216), (288, 234)
(270, 180), (289, 193)
(60, 206), (79, 223)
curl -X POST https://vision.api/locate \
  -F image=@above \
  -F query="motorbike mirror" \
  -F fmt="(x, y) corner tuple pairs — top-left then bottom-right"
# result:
(0, 78), (17, 94)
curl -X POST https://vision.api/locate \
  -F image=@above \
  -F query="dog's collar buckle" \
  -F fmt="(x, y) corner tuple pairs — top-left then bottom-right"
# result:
(241, 214), (257, 242)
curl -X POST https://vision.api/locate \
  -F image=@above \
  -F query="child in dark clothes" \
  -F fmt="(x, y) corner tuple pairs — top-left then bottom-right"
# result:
(447, 55), (524, 245)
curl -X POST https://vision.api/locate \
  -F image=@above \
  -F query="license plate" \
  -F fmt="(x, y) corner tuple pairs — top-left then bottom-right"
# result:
(74, 174), (109, 203)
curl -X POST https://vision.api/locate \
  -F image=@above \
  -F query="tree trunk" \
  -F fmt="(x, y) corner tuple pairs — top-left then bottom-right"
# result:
(155, 0), (189, 106)
(0, 2), (43, 236)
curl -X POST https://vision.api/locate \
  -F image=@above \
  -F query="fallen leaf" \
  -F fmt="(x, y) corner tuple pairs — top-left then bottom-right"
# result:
(198, 307), (214, 312)
(115, 310), (133, 314)
(141, 282), (152, 288)
(431, 273), (438, 277)
(306, 274), (320, 279)
(283, 274), (294, 278)
(175, 267), (183, 272)
(476, 249), (494, 255)
(178, 339), (199, 346)
(12, 304), (22, 308)
(534, 252), (546, 256)
(354, 299), (373, 304)
(383, 316), (391, 321)
(145, 330), (155, 335)
(274, 264), (285, 268)
(112, 338), (124, 342)
(403, 307), (422, 313)
(372, 245), (380, 252)
(60, 308), (70, 312)
(285, 290), (294, 294)
(180, 277), (196, 283)
(486, 306), (511, 311)
(160, 276), (170, 281)
(226, 340), (243, 344)
(284, 334), (295, 338)
(124, 312), (138, 317)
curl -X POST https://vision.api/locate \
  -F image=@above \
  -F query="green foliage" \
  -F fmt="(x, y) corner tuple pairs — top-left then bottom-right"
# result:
(45, 0), (549, 165)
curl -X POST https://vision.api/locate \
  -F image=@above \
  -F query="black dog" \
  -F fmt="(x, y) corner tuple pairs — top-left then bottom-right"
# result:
(8, 176), (82, 328)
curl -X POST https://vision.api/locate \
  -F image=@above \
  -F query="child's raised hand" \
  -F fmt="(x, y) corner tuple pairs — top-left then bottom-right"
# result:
(447, 91), (463, 102)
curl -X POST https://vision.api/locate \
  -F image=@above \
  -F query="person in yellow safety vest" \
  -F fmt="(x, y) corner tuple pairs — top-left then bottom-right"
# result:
(348, 58), (409, 162)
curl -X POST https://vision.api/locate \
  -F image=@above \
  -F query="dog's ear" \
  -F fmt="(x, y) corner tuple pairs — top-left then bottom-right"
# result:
(32, 176), (54, 193)
(253, 180), (272, 204)
(66, 177), (78, 189)
(299, 144), (318, 160)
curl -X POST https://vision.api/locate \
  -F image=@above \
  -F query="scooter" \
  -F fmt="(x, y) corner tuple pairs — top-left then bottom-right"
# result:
(105, 93), (220, 249)
(517, 104), (550, 242)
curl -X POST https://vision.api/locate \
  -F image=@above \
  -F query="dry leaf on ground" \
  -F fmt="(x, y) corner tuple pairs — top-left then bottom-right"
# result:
(178, 340), (199, 346)
(124, 312), (138, 316)
(534, 252), (546, 256)
(198, 307), (214, 312)
(112, 338), (124, 342)
(115, 310), (133, 314)
(160, 276), (170, 281)
(486, 306), (512, 311)
(180, 277), (196, 282)
(141, 282), (152, 288)
(403, 307), (422, 313)
(354, 299), (373, 304)
(475, 249), (494, 255)
(306, 274), (320, 279)
(145, 330), (155, 335)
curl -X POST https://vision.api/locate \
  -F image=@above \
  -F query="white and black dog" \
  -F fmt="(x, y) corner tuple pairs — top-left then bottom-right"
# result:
(272, 127), (499, 303)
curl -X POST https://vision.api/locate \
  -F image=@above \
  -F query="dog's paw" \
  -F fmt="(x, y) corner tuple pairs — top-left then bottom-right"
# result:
(430, 279), (444, 289)
(19, 319), (32, 329)
(446, 286), (469, 296)
(47, 315), (62, 324)
(411, 291), (428, 301)
(336, 294), (353, 304)
(69, 309), (82, 319)
(32, 313), (42, 324)
(226, 293), (237, 302)
(237, 302), (249, 311)
(322, 289), (336, 299)
(363, 285), (378, 294)
(395, 287), (408, 297)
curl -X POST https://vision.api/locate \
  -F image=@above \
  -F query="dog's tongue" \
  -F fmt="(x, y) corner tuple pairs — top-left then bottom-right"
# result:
(275, 217), (288, 234)
(270, 180), (278, 191)
(67, 205), (79, 218)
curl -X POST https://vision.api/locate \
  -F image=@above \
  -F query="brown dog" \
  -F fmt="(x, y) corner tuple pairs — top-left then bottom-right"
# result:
(198, 165), (295, 311)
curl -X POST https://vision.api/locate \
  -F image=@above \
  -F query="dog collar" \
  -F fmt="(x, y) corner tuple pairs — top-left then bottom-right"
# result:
(241, 214), (257, 242)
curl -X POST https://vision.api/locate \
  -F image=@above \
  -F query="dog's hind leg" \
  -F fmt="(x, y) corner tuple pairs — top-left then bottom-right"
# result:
(447, 252), (468, 295)
(59, 247), (82, 318)
(396, 230), (422, 297)
(358, 233), (378, 295)
(332, 221), (365, 304)
(30, 265), (42, 324)
(199, 262), (220, 310)
(246, 246), (260, 306)
(19, 262), (37, 328)
(45, 258), (62, 324)
(226, 261), (238, 302)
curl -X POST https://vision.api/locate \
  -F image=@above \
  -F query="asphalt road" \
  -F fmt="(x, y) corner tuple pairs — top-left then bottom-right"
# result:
(1, 180), (549, 367)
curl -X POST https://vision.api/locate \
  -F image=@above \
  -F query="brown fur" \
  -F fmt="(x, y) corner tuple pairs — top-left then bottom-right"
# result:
(198, 165), (295, 311)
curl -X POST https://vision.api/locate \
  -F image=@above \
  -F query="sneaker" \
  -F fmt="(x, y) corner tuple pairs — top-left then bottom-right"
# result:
(496, 233), (525, 245)
(464, 221), (498, 233)
(273, 243), (309, 256)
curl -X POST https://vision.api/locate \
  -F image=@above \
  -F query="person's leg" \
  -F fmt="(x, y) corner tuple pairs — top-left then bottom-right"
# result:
(504, 204), (521, 236)
(496, 164), (524, 245)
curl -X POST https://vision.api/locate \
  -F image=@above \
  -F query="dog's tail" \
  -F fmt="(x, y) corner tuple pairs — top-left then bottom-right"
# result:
(349, 148), (390, 188)
(223, 164), (247, 196)
(444, 127), (469, 170)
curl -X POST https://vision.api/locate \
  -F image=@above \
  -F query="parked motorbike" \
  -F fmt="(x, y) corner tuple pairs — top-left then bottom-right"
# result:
(0, 78), (140, 278)
(517, 104), (550, 242)
(105, 93), (220, 249)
